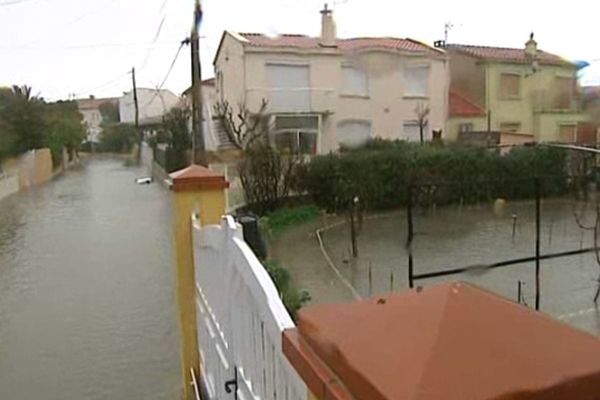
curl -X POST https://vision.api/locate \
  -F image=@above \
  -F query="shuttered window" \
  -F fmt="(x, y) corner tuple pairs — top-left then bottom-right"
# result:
(554, 77), (574, 109)
(404, 66), (430, 97)
(402, 121), (429, 141)
(337, 120), (371, 148)
(499, 73), (521, 98)
(266, 63), (310, 110)
(559, 124), (577, 143)
(341, 66), (368, 96)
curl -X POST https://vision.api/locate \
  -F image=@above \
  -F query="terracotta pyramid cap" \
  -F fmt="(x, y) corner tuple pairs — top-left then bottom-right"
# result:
(169, 164), (229, 192)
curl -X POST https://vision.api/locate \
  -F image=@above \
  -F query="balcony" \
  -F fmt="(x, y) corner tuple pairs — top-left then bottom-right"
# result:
(245, 87), (336, 114)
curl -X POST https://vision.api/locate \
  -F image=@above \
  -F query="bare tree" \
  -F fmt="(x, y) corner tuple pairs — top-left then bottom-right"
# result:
(213, 99), (268, 151)
(414, 103), (430, 144)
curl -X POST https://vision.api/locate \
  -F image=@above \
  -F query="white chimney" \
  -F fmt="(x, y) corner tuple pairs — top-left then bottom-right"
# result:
(525, 32), (537, 57)
(320, 4), (337, 47)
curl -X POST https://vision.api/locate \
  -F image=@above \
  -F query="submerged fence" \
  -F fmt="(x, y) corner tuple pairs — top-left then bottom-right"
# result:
(404, 174), (600, 310)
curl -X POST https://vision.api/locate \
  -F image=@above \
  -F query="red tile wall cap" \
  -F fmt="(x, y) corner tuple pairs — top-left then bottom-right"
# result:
(283, 329), (356, 400)
(294, 281), (600, 400)
(169, 164), (229, 192)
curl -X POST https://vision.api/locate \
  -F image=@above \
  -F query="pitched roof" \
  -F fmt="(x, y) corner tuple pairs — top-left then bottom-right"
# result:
(448, 44), (574, 66)
(286, 281), (600, 400)
(238, 33), (443, 55)
(76, 97), (118, 110)
(449, 89), (486, 117)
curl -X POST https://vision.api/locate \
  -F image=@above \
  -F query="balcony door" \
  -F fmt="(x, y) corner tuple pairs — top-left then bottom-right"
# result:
(266, 63), (310, 112)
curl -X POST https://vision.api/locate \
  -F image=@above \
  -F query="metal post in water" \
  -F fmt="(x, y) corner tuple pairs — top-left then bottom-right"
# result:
(368, 262), (373, 297)
(512, 214), (517, 238)
(535, 178), (541, 310)
(407, 184), (415, 289)
(390, 270), (394, 292)
(350, 196), (359, 258)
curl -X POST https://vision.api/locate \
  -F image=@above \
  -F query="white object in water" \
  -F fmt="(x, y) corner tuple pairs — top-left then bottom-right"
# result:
(135, 177), (153, 185)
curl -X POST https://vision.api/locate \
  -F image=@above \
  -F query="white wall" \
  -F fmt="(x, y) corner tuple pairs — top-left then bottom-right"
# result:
(119, 88), (181, 124)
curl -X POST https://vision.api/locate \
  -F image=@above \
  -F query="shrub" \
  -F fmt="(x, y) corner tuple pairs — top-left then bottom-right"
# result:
(261, 205), (320, 237)
(263, 260), (310, 320)
(301, 141), (568, 212)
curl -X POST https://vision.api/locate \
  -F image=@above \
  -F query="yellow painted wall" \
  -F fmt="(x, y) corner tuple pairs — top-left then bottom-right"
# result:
(485, 63), (587, 141)
(2, 148), (54, 191)
(171, 186), (226, 400)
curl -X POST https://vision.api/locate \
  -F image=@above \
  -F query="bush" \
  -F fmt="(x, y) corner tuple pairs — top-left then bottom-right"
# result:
(261, 205), (320, 237)
(301, 141), (568, 212)
(99, 123), (138, 153)
(263, 260), (310, 320)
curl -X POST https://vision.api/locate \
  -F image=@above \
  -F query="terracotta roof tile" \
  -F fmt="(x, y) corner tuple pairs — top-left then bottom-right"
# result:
(449, 89), (486, 117)
(289, 281), (600, 400)
(238, 33), (442, 55)
(448, 44), (573, 66)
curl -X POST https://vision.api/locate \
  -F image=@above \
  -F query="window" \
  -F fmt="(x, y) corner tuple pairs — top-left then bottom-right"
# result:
(266, 63), (310, 111)
(459, 123), (474, 133)
(402, 121), (429, 142)
(559, 124), (577, 143)
(341, 66), (368, 97)
(499, 122), (521, 133)
(499, 73), (521, 98)
(403, 66), (430, 98)
(337, 120), (371, 148)
(273, 115), (319, 154)
(554, 77), (575, 109)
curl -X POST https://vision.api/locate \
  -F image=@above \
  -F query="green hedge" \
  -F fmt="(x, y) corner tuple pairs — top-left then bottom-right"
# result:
(301, 141), (569, 212)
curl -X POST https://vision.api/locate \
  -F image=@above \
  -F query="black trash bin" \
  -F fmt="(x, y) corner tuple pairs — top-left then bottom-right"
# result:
(238, 214), (267, 260)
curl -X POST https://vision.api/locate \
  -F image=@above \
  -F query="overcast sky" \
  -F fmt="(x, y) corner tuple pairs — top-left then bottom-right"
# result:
(1, 0), (599, 101)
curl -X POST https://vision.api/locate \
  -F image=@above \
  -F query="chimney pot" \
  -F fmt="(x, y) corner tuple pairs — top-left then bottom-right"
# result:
(525, 32), (537, 57)
(320, 3), (337, 47)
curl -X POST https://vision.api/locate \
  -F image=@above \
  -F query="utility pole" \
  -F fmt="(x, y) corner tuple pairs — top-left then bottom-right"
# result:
(132, 67), (141, 163)
(190, 0), (206, 166)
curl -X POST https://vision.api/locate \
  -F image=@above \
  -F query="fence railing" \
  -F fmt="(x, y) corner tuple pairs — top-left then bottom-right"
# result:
(192, 215), (307, 400)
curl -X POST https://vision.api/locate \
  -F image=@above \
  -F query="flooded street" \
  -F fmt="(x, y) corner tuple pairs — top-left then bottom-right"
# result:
(275, 199), (600, 336)
(0, 158), (179, 400)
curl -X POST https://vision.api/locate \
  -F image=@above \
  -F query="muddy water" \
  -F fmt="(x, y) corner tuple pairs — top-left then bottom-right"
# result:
(275, 199), (600, 335)
(0, 158), (179, 400)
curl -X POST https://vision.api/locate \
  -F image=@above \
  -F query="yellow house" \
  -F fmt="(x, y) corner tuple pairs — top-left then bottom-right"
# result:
(444, 34), (588, 143)
(213, 6), (450, 153)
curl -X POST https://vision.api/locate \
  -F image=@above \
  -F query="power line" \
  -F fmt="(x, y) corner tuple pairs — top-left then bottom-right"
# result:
(138, 14), (168, 72)
(74, 70), (131, 98)
(143, 38), (188, 107)
(0, 0), (36, 6)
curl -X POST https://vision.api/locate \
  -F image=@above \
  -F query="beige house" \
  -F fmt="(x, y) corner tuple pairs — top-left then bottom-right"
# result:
(444, 35), (589, 143)
(76, 96), (118, 143)
(213, 6), (449, 153)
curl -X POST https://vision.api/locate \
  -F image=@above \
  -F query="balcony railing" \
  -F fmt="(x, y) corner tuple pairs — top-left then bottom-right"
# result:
(246, 87), (336, 114)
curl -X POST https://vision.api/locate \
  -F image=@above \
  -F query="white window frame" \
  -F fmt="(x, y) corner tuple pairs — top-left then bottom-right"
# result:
(403, 64), (430, 98)
(340, 64), (369, 97)
(272, 114), (321, 154)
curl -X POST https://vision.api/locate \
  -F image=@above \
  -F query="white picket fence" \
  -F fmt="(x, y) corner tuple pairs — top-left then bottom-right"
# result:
(193, 215), (307, 400)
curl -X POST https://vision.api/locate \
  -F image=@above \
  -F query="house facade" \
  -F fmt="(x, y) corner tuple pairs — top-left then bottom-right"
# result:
(76, 96), (118, 143)
(444, 35), (589, 142)
(213, 7), (449, 153)
(119, 88), (180, 126)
